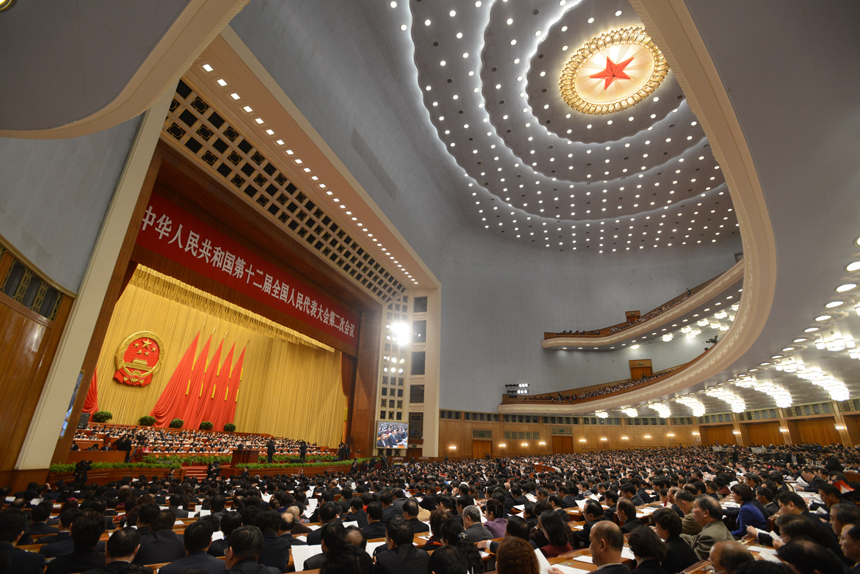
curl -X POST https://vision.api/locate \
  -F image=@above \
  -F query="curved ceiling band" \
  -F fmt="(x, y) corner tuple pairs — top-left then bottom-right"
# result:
(500, 0), (777, 416)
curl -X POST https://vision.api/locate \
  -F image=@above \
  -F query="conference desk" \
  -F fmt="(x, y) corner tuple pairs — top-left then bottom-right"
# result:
(231, 449), (258, 466)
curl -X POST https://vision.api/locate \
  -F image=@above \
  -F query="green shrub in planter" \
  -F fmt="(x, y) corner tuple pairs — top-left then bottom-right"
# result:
(92, 411), (113, 423)
(199, 421), (213, 430)
(138, 415), (156, 426)
(223, 423), (236, 432)
(169, 418), (184, 428)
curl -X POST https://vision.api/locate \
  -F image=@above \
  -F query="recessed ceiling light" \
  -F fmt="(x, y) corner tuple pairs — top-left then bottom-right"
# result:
(847, 262), (860, 272)
(793, 338), (807, 343)
(588, 17), (594, 23)
(782, 347), (794, 352)
(285, 149), (294, 155)
(449, 10), (456, 16)
(389, 1), (396, 7)
(217, 79), (227, 87)
(243, 106), (253, 113)
(400, 24), (407, 31)
(230, 93), (240, 100)
(837, 283), (857, 292)
(424, 19), (431, 26)
(202, 64), (213, 72)
(615, 10), (622, 15)
(457, 32), (463, 39)
(804, 327), (819, 332)
(815, 314), (832, 322)
(825, 301), (844, 308)
(255, 118), (264, 124)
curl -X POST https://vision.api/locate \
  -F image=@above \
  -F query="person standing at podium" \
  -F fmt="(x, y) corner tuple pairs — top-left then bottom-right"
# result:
(266, 440), (275, 464)
(299, 441), (307, 464)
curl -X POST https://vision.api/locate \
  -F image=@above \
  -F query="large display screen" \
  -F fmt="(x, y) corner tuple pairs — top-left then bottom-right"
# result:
(376, 422), (408, 449)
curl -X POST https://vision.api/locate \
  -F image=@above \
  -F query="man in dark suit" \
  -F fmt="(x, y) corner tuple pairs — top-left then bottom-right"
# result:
(589, 521), (630, 574)
(403, 499), (429, 533)
(380, 491), (402, 524)
(224, 525), (279, 574)
(45, 511), (106, 574)
(299, 441), (307, 464)
(603, 490), (619, 520)
(209, 511), (243, 558)
(81, 528), (141, 574)
(255, 510), (290, 573)
(307, 502), (340, 546)
(621, 484), (645, 507)
(302, 521), (344, 571)
(168, 494), (189, 518)
(573, 500), (607, 549)
(133, 510), (185, 565)
(0, 510), (46, 574)
(159, 520), (226, 574)
(360, 501), (387, 540)
(375, 517), (430, 574)
(338, 488), (353, 515)
(28, 503), (59, 535)
(342, 498), (368, 529)
(266, 440), (275, 464)
(651, 508), (699, 574)
(617, 499), (644, 534)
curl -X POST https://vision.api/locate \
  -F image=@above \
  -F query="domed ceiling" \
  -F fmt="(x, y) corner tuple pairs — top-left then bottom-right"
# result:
(408, 0), (737, 253)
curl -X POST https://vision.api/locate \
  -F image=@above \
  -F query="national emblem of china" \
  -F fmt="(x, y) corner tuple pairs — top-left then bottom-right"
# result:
(114, 331), (165, 386)
(559, 26), (669, 116)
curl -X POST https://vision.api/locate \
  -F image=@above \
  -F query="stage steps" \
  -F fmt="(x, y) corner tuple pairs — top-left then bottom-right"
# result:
(183, 465), (209, 480)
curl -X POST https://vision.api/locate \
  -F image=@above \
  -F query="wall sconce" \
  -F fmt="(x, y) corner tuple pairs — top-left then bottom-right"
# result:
(667, 433), (675, 437)
(621, 436), (629, 440)
(579, 438), (586, 443)
(692, 431), (700, 436)
(499, 443), (507, 447)
(521, 442), (528, 447)
(600, 437), (608, 441)
(779, 427), (788, 432)
(538, 441), (546, 445)
(643, 435), (651, 439)
(448, 445), (457, 450)
(732, 430), (741, 435)
(836, 425), (847, 431)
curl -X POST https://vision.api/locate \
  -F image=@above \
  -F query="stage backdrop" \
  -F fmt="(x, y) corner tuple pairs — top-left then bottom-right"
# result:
(93, 266), (346, 447)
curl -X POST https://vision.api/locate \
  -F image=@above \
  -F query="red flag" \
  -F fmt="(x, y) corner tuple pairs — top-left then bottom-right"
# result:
(150, 332), (200, 427)
(187, 338), (223, 429)
(200, 343), (234, 428)
(179, 335), (212, 425)
(82, 369), (99, 415)
(221, 346), (246, 430)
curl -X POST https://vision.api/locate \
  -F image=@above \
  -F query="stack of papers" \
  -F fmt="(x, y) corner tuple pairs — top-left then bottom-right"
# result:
(291, 545), (321, 572)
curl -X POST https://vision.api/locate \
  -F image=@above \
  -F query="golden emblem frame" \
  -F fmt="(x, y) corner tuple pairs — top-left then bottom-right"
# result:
(114, 331), (165, 385)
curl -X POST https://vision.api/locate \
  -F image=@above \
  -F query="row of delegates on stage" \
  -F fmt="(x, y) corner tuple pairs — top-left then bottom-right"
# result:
(4, 442), (860, 573)
(72, 426), (323, 457)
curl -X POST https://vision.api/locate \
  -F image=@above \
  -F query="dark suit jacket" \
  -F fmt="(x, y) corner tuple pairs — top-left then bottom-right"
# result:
(38, 531), (71, 551)
(82, 561), (154, 574)
(226, 558), (280, 574)
(307, 520), (341, 546)
(45, 549), (105, 574)
(374, 544), (430, 574)
(604, 505), (617, 520)
(133, 530), (185, 564)
(159, 550), (227, 574)
(634, 558), (668, 574)
(574, 516), (607, 548)
(168, 506), (189, 518)
(620, 517), (645, 534)
(661, 534), (699, 574)
(408, 517), (429, 533)
(381, 504), (402, 524)
(303, 552), (326, 570)
(555, 508), (571, 522)
(589, 564), (631, 574)
(343, 509), (368, 529)
(279, 532), (305, 546)
(208, 538), (228, 557)
(0, 541), (46, 574)
(28, 522), (59, 535)
(361, 520), (388, 540)
(464, 523), (493, 543)
(259, 532), (291, 572)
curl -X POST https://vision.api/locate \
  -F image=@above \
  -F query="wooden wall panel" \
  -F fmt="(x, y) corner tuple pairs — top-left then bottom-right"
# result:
(436, 419), (697, 457)
(552, 436), (572, 454)
(744, 421), (784, 446)
(472, 440), (493, 459)
(700, 425), (737, 445)
(0, 289), (73, 484)
(793, 418), (841, 446)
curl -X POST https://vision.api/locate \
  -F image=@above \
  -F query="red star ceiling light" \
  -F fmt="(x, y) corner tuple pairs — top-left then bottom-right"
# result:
(560, 27), (669, 115)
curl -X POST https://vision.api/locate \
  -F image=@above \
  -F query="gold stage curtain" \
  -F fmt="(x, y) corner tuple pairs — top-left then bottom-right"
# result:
(93, 266), (346, 447)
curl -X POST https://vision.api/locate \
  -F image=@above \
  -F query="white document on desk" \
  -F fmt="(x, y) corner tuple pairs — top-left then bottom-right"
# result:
(552, 566), (590, 574)
(572, 554), (594, 564)
(365, 541), (386, 557)
(621, 548), (635, 560)
(291, 545), (321, 572)
(535, 548), (552, 574)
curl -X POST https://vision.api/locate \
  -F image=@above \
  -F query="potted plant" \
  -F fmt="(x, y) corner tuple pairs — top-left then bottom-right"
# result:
(92, 411), (113, 423)
(223, 423), (236, 432)
(138, 415), (156, 426)
(199, 421), (213, 430)
(169, 418), (184, 429)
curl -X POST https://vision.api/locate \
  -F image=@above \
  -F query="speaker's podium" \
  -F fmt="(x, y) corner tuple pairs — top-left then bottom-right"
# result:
(231, 449), (258, 466)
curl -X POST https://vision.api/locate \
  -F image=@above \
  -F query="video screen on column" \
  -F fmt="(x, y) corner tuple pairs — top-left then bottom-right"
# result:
(376, 422), (408, 449)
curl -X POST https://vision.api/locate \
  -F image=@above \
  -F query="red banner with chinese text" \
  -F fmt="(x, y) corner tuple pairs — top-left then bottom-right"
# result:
(136, 194), (359, 347)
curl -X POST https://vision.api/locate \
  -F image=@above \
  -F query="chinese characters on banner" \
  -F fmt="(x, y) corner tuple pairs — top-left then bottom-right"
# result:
(136, 194), (360, 347)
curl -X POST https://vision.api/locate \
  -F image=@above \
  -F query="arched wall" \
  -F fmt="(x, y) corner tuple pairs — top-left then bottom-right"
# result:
(438, 228), (741, 412)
